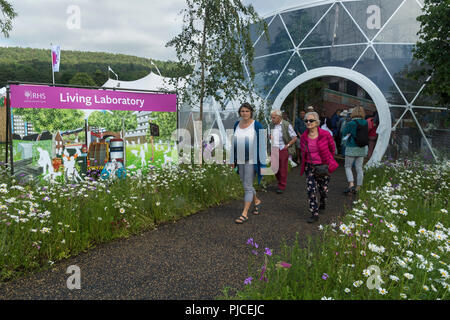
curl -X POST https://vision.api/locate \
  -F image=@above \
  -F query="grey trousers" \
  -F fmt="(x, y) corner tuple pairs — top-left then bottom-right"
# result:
(345, 156), (364, 186)
(238, 163), (256, 203)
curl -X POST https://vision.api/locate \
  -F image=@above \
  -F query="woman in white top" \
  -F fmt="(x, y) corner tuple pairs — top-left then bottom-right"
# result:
(231, 103), (264, 224)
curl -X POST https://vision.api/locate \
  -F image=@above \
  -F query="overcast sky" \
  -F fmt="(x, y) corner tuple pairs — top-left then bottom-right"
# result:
(0, 0), (294, 61)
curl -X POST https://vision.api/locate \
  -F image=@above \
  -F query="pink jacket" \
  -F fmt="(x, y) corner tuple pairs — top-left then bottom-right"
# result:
(300, 128), (339, 176)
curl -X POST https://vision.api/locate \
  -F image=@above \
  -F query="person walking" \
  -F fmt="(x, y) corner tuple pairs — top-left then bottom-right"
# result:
(341, 106), (368, 194)
(231, 103), (266, 224)
(338, 109), (352, 156)
(294, 110), (307, 164)
(300, 112), (339, 223)
(300, 111), (339, 223)
(367, 111), (379, 159)
(270, 109), (297, 194)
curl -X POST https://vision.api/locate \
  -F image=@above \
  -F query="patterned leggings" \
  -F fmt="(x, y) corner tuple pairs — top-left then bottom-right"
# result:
(305, 163), (331, 216)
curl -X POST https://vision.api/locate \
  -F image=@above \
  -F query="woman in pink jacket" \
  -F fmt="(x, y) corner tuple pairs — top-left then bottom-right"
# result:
(300, 111), (339, 223)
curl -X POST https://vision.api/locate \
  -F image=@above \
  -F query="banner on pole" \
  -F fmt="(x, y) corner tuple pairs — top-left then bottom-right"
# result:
(51, 45), (61, 73)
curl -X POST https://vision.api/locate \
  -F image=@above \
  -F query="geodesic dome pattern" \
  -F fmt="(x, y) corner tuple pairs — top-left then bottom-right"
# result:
(245, 0), (448, 161)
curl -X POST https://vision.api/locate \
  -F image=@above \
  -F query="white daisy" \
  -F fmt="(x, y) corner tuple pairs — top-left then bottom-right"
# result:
(378, 287), (388, 295)
(404, 273), (414, 280)
(389, 275), (399, 282)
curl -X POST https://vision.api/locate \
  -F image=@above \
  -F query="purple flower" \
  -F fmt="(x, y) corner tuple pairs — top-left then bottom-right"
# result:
(264, 248), (272, 256)
(278, 261), (292, 269)
(252, 250), (258, 256)
(259, 265), (267, 281)
(244, 277), (253, 285)
(246, 238), (254, 246)
(322, 273), (329, 280)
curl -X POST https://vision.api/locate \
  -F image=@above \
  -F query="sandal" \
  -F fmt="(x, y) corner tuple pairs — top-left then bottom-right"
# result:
(235, 215), (248, 224)
(252, 202), (262, 215)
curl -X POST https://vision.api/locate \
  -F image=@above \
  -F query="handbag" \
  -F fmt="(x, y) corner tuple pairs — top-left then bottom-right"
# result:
(305, 139), (329, 178)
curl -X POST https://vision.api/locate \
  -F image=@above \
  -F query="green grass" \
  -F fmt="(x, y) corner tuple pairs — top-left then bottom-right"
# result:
(0, 163), (245, 282)
(222, 159), (450, 300)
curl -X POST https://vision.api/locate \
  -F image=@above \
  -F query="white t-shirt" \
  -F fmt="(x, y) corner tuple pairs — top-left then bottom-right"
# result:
(234, 121), (255, 163)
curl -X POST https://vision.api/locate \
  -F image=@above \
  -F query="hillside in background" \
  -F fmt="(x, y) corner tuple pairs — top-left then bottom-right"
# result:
(0, 46), (191, 87)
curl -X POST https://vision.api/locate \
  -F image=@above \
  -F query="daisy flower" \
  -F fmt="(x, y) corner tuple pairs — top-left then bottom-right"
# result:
(378, 288), (388, 295)
(404, 273), (414, 280)
(389, 275), (399, 282)
(438, 269), (449, 279)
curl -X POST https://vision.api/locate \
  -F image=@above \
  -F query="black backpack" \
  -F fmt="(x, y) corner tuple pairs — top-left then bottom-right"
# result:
(353, 120), (369, 147)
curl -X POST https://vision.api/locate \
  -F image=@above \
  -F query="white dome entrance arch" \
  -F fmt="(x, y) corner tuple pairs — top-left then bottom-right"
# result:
(272, 67), (391, 165)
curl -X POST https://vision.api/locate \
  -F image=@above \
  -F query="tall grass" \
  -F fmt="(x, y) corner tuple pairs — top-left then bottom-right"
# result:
(223, 159), (450, 300)
(0, 163), (243, 282)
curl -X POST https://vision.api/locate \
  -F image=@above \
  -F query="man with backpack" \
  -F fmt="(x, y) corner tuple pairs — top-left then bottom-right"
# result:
(341, 106), (368, 194)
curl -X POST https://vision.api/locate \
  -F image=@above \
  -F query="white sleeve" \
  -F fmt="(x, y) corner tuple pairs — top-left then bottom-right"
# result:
(288, 124), (297, 138)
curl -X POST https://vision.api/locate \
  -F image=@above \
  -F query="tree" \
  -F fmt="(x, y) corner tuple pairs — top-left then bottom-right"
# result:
(413, 0), (450, 107)
(150, 112), (177, 141)
(69, 72), (97, 87)
(88, 111), (137, 132)
(166, 0), (266, 123)
(0, 0), (17, 37)
(93, 69), (107, 86)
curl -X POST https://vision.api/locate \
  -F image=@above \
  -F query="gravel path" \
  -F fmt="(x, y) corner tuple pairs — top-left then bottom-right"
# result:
(0, 163), (355, 299)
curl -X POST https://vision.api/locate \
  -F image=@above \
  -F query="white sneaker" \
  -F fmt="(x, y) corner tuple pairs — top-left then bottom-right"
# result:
(289, 159), (297, 167)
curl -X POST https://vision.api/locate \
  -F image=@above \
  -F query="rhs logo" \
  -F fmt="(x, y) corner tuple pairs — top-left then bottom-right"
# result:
(24, 90), (46, 100)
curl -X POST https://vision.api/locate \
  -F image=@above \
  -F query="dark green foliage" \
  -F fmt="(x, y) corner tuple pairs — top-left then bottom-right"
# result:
(413, 0), (450, 107)
(0, 47), (192, 87)
(150, 112), (177, 140)
(69, 72), (97, 87)
(0, 0), (17, 37)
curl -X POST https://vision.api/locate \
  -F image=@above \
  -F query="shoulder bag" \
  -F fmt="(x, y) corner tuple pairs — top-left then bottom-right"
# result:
(305, 138), (329, 178)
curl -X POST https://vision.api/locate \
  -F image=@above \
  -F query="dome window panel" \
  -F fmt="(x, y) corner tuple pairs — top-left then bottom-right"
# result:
(251, 51), (292, 99)
(300, 3), (367, 49)
(342, 0), (404, 41)
(301, 45), (367, 70)
(374, 0), (423, 44)
(374, 44), (428, 103)
(280, 4), (332, 47)
(353, 46), (405, 105)
(253, 15), (295, 58)
(265, 52), (307, 104)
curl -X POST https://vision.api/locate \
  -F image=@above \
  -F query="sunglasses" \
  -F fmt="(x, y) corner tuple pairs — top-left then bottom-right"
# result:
(304, 119), (317, 123)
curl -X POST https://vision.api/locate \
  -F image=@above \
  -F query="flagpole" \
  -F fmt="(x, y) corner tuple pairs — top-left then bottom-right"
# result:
(51, 43), (55, 84)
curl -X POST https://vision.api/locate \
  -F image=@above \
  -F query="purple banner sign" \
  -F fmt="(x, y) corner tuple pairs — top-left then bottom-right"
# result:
(10, 84), (177, 112)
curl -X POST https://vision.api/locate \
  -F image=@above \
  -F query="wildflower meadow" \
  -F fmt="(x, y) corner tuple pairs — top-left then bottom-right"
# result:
(0, 162), (243, 282)
(223, 159), (449, 300)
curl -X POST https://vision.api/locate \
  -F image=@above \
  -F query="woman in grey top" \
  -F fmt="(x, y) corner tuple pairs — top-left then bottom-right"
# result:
(341, 106), (368, 194)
